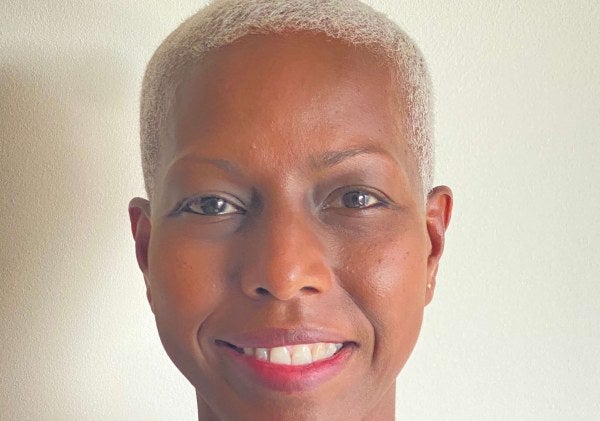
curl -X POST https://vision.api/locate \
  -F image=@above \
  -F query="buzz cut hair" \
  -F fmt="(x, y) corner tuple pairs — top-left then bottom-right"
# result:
(140, 0), (434, 200)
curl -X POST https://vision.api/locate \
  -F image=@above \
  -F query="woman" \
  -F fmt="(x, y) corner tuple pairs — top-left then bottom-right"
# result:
(128, 0), (452, 419)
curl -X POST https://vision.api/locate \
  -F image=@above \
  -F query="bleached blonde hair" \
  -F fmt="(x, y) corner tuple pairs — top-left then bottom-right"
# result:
(140, 0), (434, 199)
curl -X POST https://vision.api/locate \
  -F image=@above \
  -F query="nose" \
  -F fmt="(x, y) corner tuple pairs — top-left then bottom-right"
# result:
(240, 208), (334, 301)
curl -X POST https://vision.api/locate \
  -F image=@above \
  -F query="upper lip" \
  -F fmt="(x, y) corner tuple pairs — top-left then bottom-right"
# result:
(217, 327), (354, 349)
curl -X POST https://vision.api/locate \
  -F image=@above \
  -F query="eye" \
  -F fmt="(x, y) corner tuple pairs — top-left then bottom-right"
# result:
(324, 188), (387, 210)
(177, 195), (245, 216)
(341, 191), (380, 208)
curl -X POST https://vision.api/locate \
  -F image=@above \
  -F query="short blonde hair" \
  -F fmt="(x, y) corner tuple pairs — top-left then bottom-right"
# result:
(140, 0), (434, 199)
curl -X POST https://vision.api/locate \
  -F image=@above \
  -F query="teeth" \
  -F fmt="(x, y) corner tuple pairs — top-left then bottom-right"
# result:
(291, 344), (312, 365)
(255, 348), (268, 361)
(239, 342), (344, 366)
(269, 346), (291, 364)
(312, 343), (338, 361)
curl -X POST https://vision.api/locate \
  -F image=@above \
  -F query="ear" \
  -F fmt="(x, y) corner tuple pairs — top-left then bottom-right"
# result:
(424, 186), (453, 305)
(128, 197), (154, 312)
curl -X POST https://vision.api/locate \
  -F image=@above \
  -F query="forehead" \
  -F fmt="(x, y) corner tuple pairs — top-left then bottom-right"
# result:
(160, 32), (414, 193)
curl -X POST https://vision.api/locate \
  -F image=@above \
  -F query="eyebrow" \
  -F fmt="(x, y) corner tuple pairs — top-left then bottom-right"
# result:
(309, 145), (395, 171)
(172, 145), (395, 177)
(176, 156), (246, 177)
(203, 157), (240, 173)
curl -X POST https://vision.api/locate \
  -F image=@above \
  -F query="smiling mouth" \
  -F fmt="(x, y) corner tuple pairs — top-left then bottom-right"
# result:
(216, 340), (346, 366)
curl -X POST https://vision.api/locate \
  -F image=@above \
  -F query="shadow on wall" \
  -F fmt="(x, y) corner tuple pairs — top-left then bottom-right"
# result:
(0, 50), (137, 417)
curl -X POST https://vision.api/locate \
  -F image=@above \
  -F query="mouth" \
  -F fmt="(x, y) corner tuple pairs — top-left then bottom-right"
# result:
(216, 340), (346, 366)
(214, 330), (357, 391)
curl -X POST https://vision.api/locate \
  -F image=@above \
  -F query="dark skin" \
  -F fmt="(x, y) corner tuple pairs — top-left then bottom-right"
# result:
(129, 32), (452, 420)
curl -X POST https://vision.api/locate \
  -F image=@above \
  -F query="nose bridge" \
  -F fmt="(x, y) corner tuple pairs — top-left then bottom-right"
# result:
(241, 203), (333, 300)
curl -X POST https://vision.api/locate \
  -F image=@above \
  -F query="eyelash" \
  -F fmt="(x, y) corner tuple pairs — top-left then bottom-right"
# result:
(322, 187), (389, 211)
(172, 195), (246, 216)
(173, 187), (389, 217)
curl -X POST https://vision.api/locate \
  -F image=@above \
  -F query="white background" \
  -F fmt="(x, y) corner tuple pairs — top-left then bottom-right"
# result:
(1, 1), (599, 419)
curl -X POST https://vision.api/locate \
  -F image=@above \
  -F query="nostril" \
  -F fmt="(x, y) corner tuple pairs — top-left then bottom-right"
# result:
(301, 286), (319, 294)
(256, 287), (270, 296)
(254, 285), (317, 298)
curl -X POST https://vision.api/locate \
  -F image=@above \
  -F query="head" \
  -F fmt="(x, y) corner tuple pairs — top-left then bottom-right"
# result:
(129, 1), (452, 420)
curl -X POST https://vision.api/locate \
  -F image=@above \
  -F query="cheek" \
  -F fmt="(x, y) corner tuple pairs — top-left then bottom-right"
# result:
(337, 227), (428, 367)
(338, 224), (428, 305)
(147, 227), (227, 342)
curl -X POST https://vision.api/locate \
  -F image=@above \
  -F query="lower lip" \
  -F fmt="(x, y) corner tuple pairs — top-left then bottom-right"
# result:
(222, 345), (354, 392)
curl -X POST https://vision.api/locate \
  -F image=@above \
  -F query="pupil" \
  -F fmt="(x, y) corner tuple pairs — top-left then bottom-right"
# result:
(201, 197), (225, 214)
(343, 191), (368, 208)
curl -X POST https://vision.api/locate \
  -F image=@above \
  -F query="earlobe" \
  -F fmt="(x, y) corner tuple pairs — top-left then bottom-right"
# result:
(424, 186), (453, 305)
(128, 197), (154, 311)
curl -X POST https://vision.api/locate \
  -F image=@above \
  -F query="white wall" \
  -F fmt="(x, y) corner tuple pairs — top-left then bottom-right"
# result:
(1, 1), (598, 419)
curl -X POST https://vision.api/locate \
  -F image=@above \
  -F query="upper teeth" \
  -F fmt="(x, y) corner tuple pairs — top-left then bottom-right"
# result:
(243, 343), (343, 366)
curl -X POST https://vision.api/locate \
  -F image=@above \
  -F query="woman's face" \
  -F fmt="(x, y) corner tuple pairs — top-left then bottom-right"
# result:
(130, 33), (451, 420)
